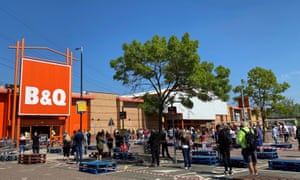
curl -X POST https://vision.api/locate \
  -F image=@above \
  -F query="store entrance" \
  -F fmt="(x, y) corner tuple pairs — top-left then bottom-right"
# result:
(32, 126), (50, 136)
(20, 125), (61, 139)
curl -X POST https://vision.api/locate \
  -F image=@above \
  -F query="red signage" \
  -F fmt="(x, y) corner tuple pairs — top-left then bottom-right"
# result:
(238, 96), (249, 108)
(19, 58), (71, 116)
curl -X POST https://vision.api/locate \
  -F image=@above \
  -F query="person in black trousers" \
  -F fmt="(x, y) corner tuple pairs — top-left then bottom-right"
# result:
(32, 132), (40, 154)
(161, 128), (171, 159)
(218, 124), (233, 175)
(148, 129), (161, 167)
(63, 132), (71, 161)
(295, 125), (300, 151)
(106, 133), (114, 157)
(74, 130), (84, 164)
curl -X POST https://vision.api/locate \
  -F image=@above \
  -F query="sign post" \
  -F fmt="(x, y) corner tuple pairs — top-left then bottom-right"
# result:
(108, 118), (114, 135)
(77, 100), (86, 131)
(168, 106), (177, 164)
(120, 111), (126, 129)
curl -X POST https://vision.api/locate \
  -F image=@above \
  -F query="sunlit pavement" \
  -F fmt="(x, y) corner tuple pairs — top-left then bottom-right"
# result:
(1, 134), (300, 180)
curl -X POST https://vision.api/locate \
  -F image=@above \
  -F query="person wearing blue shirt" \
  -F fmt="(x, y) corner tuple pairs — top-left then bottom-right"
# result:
(255, 124), (263, 152)
(74, 130), (84, 164)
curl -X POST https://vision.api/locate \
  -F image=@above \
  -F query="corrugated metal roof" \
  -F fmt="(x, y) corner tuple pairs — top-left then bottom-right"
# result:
(173, 97), (228, 120)
(122, 89), (228, 120)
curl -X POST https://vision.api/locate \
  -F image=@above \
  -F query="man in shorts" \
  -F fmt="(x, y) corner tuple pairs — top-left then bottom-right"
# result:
(237, 122), (258, 175)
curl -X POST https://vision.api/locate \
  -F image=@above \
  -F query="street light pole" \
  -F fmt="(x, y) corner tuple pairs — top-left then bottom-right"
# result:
(241, 79), (246, 122)
(75, 47), (83, 132)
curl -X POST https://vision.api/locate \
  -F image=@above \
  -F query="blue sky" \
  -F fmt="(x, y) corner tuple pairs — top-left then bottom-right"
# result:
(1, 0), (300, 105)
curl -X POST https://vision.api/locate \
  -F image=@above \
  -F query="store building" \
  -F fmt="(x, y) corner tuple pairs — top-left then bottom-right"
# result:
(0, 87), (94, 143)
(88, 92), (144, 136)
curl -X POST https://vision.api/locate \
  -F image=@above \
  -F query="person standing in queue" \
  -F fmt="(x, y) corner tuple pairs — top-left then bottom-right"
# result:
(96, 131), (105, 160)
(295, 124), (300, 151)
(255, 123), (264, 152)
(161, 128), (171, 159)
(272, 125), (279, 144)
(238, 122), (258, 175)
(215, 124), (222, 159)
(148, 128), (161, 167)
(63, 132), (71, 161)
(120, 139), (129, 160)
(74, 129), (84, 164)
(180, 129), (192, 170)
(106, 133), (114, 157)
(87, 130), (91, 146)
(19, 134), (26, 154)
(218, 124), (233, 175)
(32, 132), (40, 154)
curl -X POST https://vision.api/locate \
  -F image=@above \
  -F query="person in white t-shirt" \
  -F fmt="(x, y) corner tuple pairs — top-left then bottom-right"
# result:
(272, 126), (279, 144)
(292, 125), (297, 137)
(230, 129), (236, 145)
(282, 125), (289, 143)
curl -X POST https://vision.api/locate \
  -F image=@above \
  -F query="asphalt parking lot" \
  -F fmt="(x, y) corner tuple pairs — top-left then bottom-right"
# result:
(1, 138), (300, 180)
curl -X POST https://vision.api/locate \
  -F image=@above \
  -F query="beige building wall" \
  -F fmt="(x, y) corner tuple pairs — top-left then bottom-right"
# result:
(119, 101), (146, 131)
(88, 92), (262, 136)
(89, 92), (146, 136)
(89, 92), (119, 136)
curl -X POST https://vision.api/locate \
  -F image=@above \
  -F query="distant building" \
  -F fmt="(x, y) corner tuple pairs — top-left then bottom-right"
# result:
(0, 88), (261, 142)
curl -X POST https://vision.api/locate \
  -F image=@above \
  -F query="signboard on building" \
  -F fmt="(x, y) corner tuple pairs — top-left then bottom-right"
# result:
(238, 96), (249, 108)
(76, 100), (87, 113)
(120, 111), (126, 119)
(19, 58), (71, 116)
(108, 118), (114, 126)
(168, 106), (177, 115)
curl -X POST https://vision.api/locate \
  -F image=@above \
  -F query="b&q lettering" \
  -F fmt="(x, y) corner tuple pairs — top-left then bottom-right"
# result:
(25, 86), (66, 106)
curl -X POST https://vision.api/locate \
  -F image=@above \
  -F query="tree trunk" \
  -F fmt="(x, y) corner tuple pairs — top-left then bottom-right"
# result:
(158, 107), (163, 134)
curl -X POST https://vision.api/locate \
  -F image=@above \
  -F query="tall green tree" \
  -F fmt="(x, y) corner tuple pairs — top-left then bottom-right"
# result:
(271, 98), (300, 118)
(110, 33), (231, 132)
(271, 98), (294, 117)
(233, 67), (290, 141)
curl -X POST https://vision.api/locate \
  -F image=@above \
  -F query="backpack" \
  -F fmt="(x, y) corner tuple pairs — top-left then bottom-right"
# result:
(219, 129), (232, 147)
(64, 135), (71, 143)
(241, 128), (257, 150)
(96, 136), (104, 150)
(97, 140), (103, 150)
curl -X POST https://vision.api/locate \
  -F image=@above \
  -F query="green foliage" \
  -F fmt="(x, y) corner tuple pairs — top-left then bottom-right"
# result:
(110, 33), (232, 130)
(233, 67), (290, 141)
(271, 98), (300, 117)
(246, 67), (290, 109)
(138, 93), (160, 116)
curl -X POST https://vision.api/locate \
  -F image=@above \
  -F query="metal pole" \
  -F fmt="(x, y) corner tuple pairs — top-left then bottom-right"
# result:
(80, 47), (83, 132)
(241, 82), (246, 122)
(241, 88), (245, 121)
(172, 114), (177, 164)
(122, 105), (124, 129)
(76, 47), (83, 132)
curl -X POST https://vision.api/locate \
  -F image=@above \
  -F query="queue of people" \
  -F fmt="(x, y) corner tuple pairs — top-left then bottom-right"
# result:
(14, 122), (300, 177)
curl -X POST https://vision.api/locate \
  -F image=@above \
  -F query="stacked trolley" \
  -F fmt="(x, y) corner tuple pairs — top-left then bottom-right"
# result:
(79, 161), (117, 174)
(192, 150), (219, 165)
